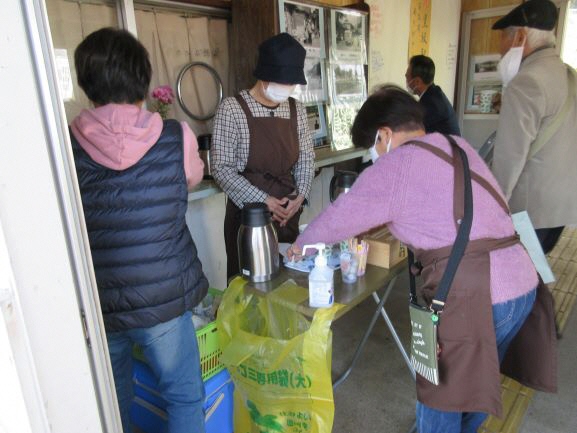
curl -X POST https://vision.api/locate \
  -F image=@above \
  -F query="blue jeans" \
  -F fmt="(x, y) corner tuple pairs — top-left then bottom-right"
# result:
(107, 311), (206, 433)
(416, 288), (537, 433)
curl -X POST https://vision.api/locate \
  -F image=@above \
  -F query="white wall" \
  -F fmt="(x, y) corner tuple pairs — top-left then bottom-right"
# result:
(186, 193), (228, 290)
(367, 0), (411, 91)
(367, 0), (461, 103)
(429, 0), (461, 104)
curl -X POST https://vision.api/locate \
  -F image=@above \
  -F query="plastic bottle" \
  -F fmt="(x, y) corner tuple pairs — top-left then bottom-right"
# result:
(302, 243), (334, 308)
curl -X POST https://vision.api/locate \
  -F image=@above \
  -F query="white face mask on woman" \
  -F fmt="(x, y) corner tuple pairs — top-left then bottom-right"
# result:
(369, 130), (392, 163)
(498, 39), (525, 87)
(263, 82), (296, 103)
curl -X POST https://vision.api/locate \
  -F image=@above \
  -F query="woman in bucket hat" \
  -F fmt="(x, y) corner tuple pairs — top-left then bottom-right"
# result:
(211, 33), (315, 279)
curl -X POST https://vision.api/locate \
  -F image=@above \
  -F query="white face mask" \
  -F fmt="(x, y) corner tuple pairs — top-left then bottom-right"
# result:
(406, 79), (416, 95)
(498, 41), (525, 87)
(263, 82), (296, 103)
(369, 130), (392, 163)
(369, 144), (380, 163)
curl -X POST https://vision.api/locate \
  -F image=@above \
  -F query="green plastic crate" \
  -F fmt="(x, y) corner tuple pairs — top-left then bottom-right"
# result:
(133, 289), (225, 381)
(196, 320), (223, 380)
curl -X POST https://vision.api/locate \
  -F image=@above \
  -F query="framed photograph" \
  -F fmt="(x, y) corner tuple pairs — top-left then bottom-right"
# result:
(466, 83), (502, 114)
(330, 9), (367, 63)
(329, 102), (362, 151)
(330, 63), (366, 103)
(292, 58), (327, 103)
(305, 103), (327, 144)
(471, 54), (501, 81)
(279, 0), (325, 58)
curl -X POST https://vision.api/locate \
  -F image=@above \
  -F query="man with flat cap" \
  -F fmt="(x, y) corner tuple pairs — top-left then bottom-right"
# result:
(492, 0), (577, 254)
(211, 33), (314, 278)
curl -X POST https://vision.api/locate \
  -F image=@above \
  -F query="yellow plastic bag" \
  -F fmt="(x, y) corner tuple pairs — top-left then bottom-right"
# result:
(217, 277), (339, 433)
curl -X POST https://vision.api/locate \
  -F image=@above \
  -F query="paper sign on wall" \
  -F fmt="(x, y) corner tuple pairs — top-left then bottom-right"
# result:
(408, 0), (432, 58)
(54, 49), (74, 101)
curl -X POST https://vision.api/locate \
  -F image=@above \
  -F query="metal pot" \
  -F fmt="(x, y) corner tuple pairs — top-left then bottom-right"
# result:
(329, 170), (358, 202)
(198, 134), (212, 179)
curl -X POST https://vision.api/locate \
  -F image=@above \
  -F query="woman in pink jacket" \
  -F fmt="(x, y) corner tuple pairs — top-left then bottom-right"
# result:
(288, 85), (541, 433)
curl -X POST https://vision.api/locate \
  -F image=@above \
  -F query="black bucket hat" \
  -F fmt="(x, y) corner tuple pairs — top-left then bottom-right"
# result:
(492, 0), (557, 31)
(253, 33), (307, 85)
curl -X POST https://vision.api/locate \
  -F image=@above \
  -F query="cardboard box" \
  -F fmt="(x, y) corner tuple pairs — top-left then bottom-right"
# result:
(362, 226), (407, 269)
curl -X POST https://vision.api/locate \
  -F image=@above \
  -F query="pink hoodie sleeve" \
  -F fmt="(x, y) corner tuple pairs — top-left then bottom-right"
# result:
(181, 122), (204, 190)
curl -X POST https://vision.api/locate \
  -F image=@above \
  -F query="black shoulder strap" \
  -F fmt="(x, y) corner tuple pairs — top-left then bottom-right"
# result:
(409, 134), (474, 313)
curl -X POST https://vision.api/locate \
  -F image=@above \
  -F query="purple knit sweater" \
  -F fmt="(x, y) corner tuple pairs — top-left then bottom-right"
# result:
(297, 133), (538, 304)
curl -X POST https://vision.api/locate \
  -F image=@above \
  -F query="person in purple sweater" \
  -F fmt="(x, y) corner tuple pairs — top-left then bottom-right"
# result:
(287, 85), (545, 432)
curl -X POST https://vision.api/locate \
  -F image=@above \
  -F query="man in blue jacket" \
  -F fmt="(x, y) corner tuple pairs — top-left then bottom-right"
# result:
(406, 55), (461, 136)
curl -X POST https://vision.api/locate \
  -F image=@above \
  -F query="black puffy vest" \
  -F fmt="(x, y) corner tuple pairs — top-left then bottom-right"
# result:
(71, 120), (208, 332)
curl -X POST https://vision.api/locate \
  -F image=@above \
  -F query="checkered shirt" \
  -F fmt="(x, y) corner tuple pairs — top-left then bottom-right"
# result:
(210, 90), (314, 208)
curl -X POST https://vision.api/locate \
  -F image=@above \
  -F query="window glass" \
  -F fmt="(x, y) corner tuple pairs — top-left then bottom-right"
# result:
(45, 0), (118, 121)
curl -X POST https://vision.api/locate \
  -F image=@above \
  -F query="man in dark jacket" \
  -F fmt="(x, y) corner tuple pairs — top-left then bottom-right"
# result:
(71, 28), (208, 433)
(406, 55), (461, 136)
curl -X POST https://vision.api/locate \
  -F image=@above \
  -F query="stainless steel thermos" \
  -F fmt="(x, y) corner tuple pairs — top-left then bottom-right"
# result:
(238, 203), (279, 282)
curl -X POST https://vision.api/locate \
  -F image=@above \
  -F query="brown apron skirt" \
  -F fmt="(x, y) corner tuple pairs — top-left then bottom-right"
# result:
(225, 95), (302, 278)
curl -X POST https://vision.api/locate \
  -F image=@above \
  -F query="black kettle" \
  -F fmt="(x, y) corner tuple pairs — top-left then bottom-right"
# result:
(330, 170), (358, 202)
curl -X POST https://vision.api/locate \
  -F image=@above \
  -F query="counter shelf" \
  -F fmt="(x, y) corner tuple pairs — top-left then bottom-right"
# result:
(188, 146), (367, 201)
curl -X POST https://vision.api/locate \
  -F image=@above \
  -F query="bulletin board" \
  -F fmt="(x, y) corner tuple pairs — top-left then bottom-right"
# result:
(408, 0), (432, 58)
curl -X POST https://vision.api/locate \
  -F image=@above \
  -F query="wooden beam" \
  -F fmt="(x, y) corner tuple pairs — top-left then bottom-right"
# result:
(231, 0), (279, 93)
(165, 0), (231, 9)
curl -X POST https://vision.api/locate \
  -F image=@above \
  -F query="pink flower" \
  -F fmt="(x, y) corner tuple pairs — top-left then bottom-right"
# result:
(151, 85), (174, 104)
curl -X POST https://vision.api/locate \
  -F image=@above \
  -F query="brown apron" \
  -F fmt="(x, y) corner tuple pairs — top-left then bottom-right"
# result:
(407, 138), (557, 417)
(224, 95), (302, 278)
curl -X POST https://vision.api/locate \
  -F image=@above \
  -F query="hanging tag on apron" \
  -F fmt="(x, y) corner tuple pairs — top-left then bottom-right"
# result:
(409, 303), (440, 385)
(512, 211), (555, 284)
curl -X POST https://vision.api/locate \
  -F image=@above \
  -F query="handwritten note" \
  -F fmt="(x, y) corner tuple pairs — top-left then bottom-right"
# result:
(446, 43), (457, 69)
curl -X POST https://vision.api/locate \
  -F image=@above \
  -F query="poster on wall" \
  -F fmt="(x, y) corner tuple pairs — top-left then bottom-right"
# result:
(329, 102), (362, 151)
(292, 58), (327, 103)
(330, 9), (367, 64)
(306, 104), (328, 146)
(54, 49), (74, 101)
(466, 83), (502, 114)
(329, 63), (367, 104)
(470, 54), (501, 81)
(279, 0), (325, 58)
(408, 0), (432, 57)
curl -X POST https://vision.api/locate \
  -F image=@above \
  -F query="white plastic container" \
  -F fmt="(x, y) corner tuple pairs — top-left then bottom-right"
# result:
(302, 243), (334, 308)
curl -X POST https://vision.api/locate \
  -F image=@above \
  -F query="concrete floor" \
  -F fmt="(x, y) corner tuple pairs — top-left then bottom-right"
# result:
(330, 270), (577, 433)
(521, 309), (577, 433)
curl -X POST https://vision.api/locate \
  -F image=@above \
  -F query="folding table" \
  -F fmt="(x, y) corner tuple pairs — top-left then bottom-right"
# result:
(243, 261), (417, 432)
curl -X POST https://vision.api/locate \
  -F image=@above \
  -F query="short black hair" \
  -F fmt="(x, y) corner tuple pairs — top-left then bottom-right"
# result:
(409, 55), (435, 85)
(74, 28), (151, 105)
(351, 85), (424, 149)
